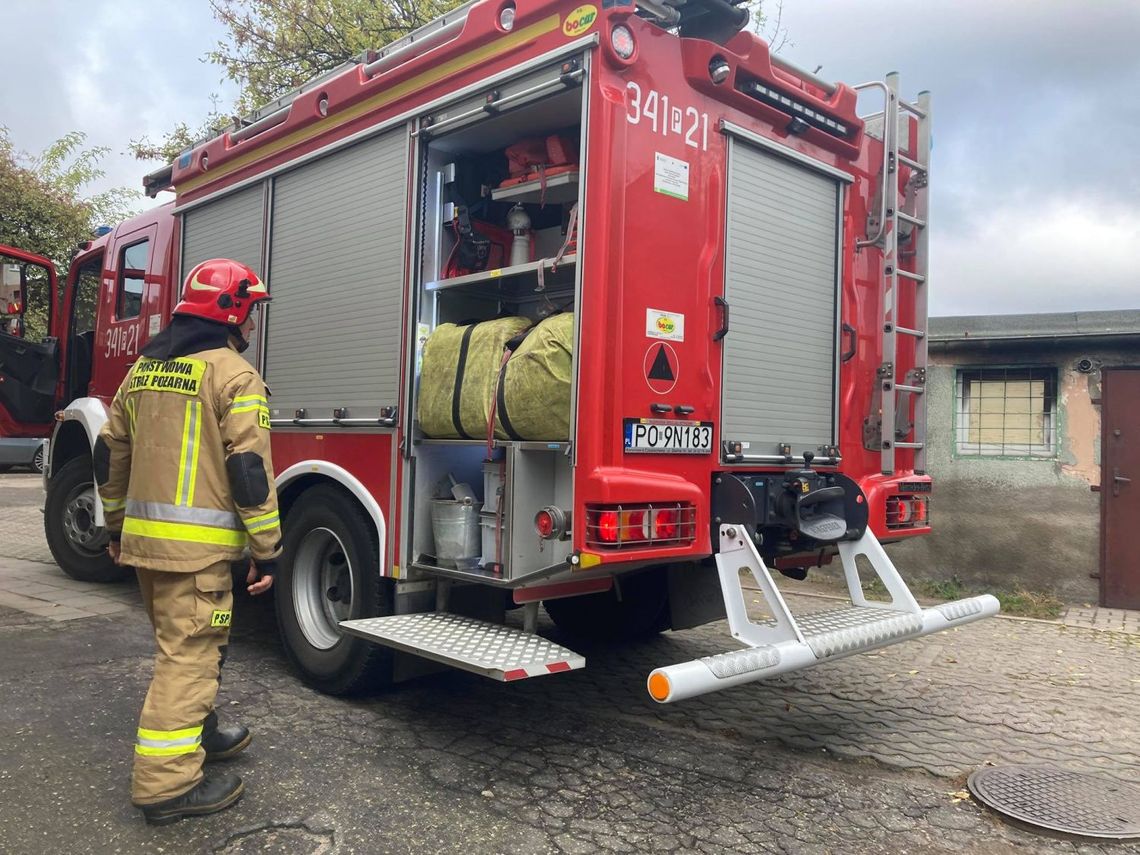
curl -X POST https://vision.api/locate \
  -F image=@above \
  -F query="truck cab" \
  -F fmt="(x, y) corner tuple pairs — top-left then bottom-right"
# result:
(1, 204), (179, 581)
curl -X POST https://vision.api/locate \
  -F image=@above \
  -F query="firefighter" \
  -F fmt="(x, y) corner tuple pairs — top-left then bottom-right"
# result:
(95, 258), (280, 825)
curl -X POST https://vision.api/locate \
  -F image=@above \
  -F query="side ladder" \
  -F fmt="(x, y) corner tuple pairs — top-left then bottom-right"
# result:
(856, 74), (932, 475)
(647, 525), (998, 703)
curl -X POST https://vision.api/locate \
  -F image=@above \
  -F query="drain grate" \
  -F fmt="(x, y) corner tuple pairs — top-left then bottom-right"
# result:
(968, 764), (1140, 840)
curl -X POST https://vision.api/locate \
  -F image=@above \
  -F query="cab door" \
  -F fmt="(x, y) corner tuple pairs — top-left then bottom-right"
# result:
(90, 224), (157, 402)
(0, 246), (59, 434)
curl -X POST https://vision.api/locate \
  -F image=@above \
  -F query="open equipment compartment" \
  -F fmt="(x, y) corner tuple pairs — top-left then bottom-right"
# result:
(407, 56), (585, 583)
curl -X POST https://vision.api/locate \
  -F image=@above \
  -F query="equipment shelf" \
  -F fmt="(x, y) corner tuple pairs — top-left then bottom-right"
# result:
(490, 171), (579, 204)
(424, 254), (576, 292)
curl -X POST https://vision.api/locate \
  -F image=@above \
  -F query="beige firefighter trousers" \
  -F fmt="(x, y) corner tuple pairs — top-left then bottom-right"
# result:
(131, 560), (233, 805)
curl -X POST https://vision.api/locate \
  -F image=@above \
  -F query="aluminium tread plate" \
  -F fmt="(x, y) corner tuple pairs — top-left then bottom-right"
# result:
(794, 605), (924, 658)
(749, 604), (924, 659)
(340, 612), (585, 681)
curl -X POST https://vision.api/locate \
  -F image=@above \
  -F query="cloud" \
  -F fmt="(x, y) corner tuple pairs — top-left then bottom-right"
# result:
(777, 0), (1140, 313)
(4, 0), (1138, 314)
(936, 198), (1140, 315)
(2, 0), (235, 208)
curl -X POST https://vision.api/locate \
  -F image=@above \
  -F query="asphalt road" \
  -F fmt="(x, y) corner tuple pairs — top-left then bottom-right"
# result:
(0, 473), (1137, 854)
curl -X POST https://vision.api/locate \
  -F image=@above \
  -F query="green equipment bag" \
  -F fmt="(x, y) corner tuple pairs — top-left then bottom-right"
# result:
(418, 316), (532, 438)
(495, 312), (574, 441)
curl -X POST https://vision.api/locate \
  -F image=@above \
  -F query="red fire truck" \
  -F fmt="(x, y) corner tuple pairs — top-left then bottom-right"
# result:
(4, 0), (998, 701)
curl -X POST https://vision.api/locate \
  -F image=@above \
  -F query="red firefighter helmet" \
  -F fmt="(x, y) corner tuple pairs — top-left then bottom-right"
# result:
(173, 259), (270, 326)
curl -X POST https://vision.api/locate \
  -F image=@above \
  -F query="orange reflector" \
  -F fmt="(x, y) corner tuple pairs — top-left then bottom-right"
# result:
(647, 672), (671, 702)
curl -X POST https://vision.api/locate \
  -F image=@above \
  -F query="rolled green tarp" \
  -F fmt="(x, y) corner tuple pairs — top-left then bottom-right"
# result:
(418, 316), (532, 439)
(495, 312), (574, 441)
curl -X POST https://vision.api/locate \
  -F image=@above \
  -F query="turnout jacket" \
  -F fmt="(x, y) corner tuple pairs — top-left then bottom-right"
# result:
(96, 344), (281, 572)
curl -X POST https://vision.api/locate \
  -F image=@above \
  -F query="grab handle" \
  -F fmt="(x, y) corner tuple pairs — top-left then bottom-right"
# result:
(713, 296), (730, 342)
(841, 323), (857, 362)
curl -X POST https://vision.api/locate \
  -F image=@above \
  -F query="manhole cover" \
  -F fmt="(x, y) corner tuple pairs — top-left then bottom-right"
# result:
(968, 764), (1140, 840)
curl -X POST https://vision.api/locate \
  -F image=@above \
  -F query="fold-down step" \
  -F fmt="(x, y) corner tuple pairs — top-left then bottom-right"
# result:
(340, 612), (585, 681)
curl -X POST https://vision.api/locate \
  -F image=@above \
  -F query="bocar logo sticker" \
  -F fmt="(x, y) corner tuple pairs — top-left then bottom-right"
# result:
(563, 5), (598, 36)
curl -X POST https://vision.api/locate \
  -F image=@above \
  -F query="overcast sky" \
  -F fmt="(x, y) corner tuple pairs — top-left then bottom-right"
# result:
(2, 0), (1137, 316)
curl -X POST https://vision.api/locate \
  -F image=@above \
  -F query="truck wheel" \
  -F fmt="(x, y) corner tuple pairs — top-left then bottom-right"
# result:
(544, 567), (670, 642)
(276, 486), (393, 695)
(44, 456), (128, 583)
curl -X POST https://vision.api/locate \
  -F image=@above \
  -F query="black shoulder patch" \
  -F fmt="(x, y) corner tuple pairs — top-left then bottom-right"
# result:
(226, 451), (270, 507)
(93, 437), (111, 486)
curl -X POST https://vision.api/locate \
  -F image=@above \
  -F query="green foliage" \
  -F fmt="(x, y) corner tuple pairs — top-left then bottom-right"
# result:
(131, 0), (791, 165)
(750, 0), (790, 52)
(920, 576), (967, 601)
(208, 0), (463, 114)
(129, 0), (464, 162)
(127, 96), (233, 165)
(860, 574), (1065, 620)
(0, 128), (137, 338)
(993, 589), (1065, 620)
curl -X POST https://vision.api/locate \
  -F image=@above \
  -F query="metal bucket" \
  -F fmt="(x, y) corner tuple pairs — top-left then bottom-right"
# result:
(430, 498), (481, 567)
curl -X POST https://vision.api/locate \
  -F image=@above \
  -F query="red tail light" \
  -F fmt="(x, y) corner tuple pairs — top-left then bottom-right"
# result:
(597, 510), (619, 542)
(886, 495), (930, 529)
(912, 497), (928, 523)
(586, 503), (695, 549)
(652, 507), (678, 539)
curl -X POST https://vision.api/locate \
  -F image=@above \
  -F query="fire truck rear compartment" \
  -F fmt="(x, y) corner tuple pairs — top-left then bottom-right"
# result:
(408, 64), (583, 584)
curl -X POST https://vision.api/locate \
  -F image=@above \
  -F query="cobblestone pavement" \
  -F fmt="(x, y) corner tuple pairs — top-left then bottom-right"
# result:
(1062, 605), (1140, 634)
(0, 473), (55, 563)
(2, 472), (1139, 853)
(0, 474), (141, 621)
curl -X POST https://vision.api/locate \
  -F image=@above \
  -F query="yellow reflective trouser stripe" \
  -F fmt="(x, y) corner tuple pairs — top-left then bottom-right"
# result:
(123, 517), (248, 547)
(175, 400), (202, 507)
(245, 511), (280, 533)
(138, 725), (202, 741)
(135, 725), (203, 757)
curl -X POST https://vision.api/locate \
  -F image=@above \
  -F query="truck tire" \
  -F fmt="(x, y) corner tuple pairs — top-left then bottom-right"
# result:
(276, 486), (393, 695)
(44, 456), (128, 583)
(544, 567), (670, 642)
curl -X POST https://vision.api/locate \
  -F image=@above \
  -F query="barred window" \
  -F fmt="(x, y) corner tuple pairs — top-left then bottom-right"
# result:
(955, 367), (1057, 458)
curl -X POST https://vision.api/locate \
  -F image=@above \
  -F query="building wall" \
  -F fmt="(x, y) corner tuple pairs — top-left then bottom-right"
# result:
(888, 342), (1138, 601)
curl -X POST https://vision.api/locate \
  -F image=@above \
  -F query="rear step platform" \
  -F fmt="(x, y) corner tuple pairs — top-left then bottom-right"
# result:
(647, 525), (999, 703)
(340, 612), (585, 681)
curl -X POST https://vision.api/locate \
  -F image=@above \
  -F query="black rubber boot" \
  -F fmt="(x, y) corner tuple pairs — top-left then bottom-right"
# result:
(202, 723), (251, 761)
(138, 772), (244, 826)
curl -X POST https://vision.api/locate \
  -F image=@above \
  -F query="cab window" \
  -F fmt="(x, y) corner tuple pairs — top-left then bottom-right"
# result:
(115, 240), (149, 320)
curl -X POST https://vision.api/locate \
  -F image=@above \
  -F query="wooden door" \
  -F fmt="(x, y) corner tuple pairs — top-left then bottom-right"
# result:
(1101, 368), (1140, 608)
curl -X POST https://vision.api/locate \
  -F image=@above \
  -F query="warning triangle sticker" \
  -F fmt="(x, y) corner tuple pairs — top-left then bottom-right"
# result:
(648, 345), (675, 381)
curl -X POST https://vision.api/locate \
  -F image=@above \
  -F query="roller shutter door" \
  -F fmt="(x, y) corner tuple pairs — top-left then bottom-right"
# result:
(264, 129), (409, 419)
(721, 139), (841, 460)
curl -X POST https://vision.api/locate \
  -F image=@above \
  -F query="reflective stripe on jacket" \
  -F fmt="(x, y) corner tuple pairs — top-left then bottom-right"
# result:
(98, 345), (282, 572)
